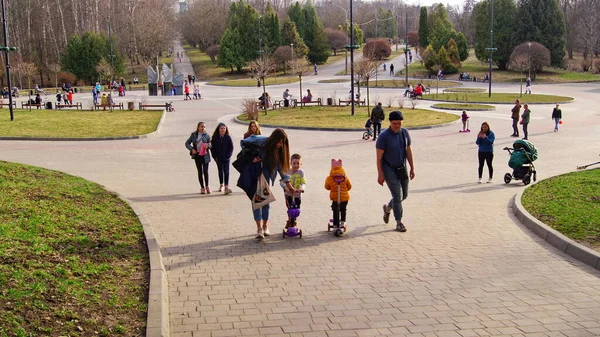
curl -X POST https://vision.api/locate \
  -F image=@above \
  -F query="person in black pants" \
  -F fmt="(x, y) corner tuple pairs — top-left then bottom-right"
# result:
(185, 122), (212, 194)
(370, 102), (385, 140)
(476, 122), (495, 183)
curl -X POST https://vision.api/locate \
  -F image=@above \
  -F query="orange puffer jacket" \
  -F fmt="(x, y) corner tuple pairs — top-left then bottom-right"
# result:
(324, 166), (352, 202)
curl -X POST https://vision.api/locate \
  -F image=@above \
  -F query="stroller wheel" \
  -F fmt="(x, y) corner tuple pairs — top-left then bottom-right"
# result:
(327, 221), (331, 232)
(533, 172), (537, 182)
(504, 173), (512, 184)
(523, 174), (531, 185)
(362, 132), (370, 140)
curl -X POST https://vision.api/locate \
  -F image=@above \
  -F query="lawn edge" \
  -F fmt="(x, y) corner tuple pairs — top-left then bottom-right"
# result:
(422, 98), (574, 105)
(431, 105), (495, 111)
(513, 186), (600, 271)
(0, 109), (167, 141)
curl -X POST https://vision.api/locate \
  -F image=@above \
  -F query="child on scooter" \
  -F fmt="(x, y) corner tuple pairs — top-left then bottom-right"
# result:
(281, 153), (306, 228)
(461, 110), (470, 132)
(324, 159), (352, 228)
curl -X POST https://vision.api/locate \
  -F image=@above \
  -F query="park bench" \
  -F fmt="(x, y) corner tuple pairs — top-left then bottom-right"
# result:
(338, 98), (366, 106)
(21, 102), (43, 109)
(56, 102), (83, 110)
(138, 102), (168, 110)
(94, 102), (124, 110)
(0, 101), (16, 108)
(299, 98), (322, 107)
(255, 101), (276, 111)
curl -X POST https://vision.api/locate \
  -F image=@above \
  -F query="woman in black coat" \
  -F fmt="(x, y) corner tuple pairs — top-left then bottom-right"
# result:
(210, 122), (234, 194)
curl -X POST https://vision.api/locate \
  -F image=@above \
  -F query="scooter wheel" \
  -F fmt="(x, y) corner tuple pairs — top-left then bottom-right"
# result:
(282, 230), (286, 239)
(504, 173), (512, 184)
(327, 222), (331, 232)
(343, 226), (347, 232)
(298, 229), (302, 239)
(362, 132), (370, 140)
(334, 228), (343, 237)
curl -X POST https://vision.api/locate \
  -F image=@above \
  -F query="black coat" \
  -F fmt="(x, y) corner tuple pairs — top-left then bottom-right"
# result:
(552, 108), (562, 119)
(210, 134), (234, 162)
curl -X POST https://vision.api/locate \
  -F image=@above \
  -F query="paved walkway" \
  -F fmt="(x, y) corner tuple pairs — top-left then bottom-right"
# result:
(1, 48), (600, 337)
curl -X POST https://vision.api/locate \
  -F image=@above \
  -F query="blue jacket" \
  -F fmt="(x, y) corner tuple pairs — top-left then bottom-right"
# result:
(475, 131), (495, 152)
(210, 134), (234, 162)
(240, 135), (290, 185)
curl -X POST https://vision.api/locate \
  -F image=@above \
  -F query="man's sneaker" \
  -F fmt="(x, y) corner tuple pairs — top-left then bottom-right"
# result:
(263, 225), (271, 236)
(396, 222), (407, 232)
(487, 177), (493, 183)
(477, 178), (482, 184)
(255, 229), (265, 240)
(383, 204), (392, 224)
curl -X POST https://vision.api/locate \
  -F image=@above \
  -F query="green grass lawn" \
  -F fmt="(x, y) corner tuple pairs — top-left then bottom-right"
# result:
(239, 105), (458, 129)
(0, 109), (162, 138)
(442, 88), (486, 93)
(423, 93), (574, 104)
(366, 79), (462, 89)
(209, 77), (299, 87)
(432, 103), (495, 110)
(318, 79), (351, 83)
(522, 168), (600, 251)
(0, 161), (149, 336)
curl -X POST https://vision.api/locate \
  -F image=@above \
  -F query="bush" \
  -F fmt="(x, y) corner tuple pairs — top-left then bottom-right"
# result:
(363, 39), (391, 60)
(58, 71), (77, 86)
(581, 58), (592, 72)
(594, 59), (600, 74)
(242, 98), (259, 121)
(206, 45), (219, 63)
(564, 59), (581, 72)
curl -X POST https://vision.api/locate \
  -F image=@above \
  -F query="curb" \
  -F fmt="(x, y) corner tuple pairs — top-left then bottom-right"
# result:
(232, 116), (458, 131)
(120, 196), (170, 337)
(0, 109), (167, 142)
(512, 189), (600, 271)
(430, 105), (495, 111)
(423, 98), (574, 105)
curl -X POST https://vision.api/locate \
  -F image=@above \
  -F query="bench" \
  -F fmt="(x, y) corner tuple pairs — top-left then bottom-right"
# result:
(138, 102), (168, 110)
(299, 98), (322, 107)
(56, 102), (83, 110)
(424, 86), (431, 94)
(94, 102), (124, 110)
(21, 102), (43, 109)
(255, 101), (277, 111)
(338, 99), (366, 106)
(0, 101), (16, 108)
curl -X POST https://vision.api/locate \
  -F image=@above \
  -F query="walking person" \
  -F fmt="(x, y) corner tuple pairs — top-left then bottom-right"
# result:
(370, 102), (385, 140)
(237, 129), (295, 239)
(510, 99), (521, 137)
(525, 77), (532, 94)
(210, 123), (234, 194)
(377, 111), (415, 232)
(552, 104), (562, 132)
(389, 64), (394, 76)
(184, 81), (191, 100)
(476, 122), (495, 184)
(185, 122), (212, 194)
(243, 120), (262, 139)
(521, 104), (531, 140)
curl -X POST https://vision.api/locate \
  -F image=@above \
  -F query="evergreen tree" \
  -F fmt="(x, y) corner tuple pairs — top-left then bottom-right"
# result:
(282, 18), (309, 57)
(288, 2), (306, 40)
(515, 0), (566, 67)
(349, 23), (364, 46)
(302, 0), (330, 64)
(262, 3), (282, 54)
(427, 4), (454, 51)
(473, 0), (517, 70)
(219, 0), (261, 70)
(218, 28), (245, 72)
(61, 32), (124, 84)
(450, 31), (469, 61)
(418, 7), (429, 48)
(422, 44), (438, 72)
(378, 8), (397, 39)
(447, 38), (460, 64)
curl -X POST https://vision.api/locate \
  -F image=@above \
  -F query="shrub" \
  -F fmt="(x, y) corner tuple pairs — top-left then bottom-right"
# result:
(594, 59), (600, 74)
(581, 58), (592, 72)
(58, 71), (77, 85)
(363, 39), (392, 60)
(206, 45), (219, 63)
(242, 98), (259, 121)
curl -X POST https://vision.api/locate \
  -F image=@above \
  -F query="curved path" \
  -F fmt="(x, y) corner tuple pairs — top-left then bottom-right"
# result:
(1, 52), (600, 337)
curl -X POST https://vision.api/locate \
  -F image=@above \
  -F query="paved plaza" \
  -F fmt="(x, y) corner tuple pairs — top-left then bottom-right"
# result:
(1, 46), (600, 337)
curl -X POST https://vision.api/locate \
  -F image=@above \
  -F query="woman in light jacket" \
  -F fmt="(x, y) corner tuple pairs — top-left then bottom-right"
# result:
(185, 122), (212, 194)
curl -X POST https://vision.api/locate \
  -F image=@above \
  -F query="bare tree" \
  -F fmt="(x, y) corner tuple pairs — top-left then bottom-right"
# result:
(509, 54), (529, 96)
(249, 56), (277, 114)
(355, 58), (379, 114)
(510, 42), (551, 79)
(48, 63), (61, 90)
(273, 46), (293, 73)
(325, 28), (348, 56)
(21, 62), (37, 103)
(288, 58), (312, 108)
(96, 58), (113, 89)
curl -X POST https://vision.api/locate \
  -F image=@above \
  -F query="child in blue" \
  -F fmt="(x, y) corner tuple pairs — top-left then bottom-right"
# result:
(365, 119), (373, 137)
(281, 153), (306, 228)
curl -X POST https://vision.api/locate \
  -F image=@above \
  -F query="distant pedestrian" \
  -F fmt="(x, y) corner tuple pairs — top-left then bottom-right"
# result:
(521, 104), (531, 140)
(184, 82), (191, 100)
(552, 104), (562, 132)
(389, 64), (394, 76)
(370, 102), (385, 140)
(525, 77), (532, 94)
(383, 64), (387, 72)
(510, 99), (521, 137)
(476, 122), (495, 184)
(314, 63), (318, 75)
(409, 50), (413, 63)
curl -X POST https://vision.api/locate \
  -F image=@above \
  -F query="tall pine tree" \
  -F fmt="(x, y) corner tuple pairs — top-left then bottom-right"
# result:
(282, 17), (308, 57)
(302, 1), (330, 64)
(472, 0), (517, 70)
(262, 3), (282, 54)
(515, 0), (566, 67)
(288, 2), (306, 39)
(418, 7), (429, 48)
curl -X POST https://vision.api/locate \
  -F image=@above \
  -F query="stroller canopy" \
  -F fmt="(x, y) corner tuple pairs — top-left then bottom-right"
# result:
(508, 140), (539, 168)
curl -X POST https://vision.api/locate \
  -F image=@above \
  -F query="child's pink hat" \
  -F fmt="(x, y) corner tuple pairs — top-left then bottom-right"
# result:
(331, 159), (342, 168)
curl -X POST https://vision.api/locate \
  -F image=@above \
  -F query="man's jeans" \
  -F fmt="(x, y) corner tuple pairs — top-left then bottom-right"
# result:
(383, 164), (409, 222)
(373, 122), (381, 138)
(512, 118), (519, 136)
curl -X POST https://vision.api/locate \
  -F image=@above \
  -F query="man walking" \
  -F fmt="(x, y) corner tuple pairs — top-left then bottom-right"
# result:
(376, 111), (415, 232)
(389, 64), (394, 76)
(511, 99), (521, 137)
(370, 102), (385, 140)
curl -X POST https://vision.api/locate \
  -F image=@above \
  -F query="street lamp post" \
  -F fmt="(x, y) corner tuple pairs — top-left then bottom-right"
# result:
(331, 2), (349, 75)
(349, 0), (355, 116)
(1, 0), (17, 121)
(290, 43), (294, 60)
(486, 0), (496, 98)
(527, 42), (531, 79)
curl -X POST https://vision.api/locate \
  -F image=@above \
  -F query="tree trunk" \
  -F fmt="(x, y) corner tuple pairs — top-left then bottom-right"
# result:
(69, 0), (80, 34)
(56, 0), (68, 46)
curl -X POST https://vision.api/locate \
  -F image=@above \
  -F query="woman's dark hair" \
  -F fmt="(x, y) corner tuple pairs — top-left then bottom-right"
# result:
(265, 128), (290, 173)
(480, 122), (492, 135)
(211, 123), (229, 141)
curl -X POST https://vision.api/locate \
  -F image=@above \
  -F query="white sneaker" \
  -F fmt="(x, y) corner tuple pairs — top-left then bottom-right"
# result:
(255, 229), (264, 240)
(218, 185), (224, 192)
(477, 178), (482, 184)
(341, 221), (347, 227)
(262, 226), (271, 236)
(487, 178), (493, 183)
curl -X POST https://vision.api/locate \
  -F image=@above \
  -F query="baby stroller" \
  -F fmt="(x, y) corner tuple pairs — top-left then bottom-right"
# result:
(503, 139), (538, 185)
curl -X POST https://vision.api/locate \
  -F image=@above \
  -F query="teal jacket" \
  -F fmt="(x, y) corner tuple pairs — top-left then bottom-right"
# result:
(521, 109), (531, 124)
(185, 131), (211, 162)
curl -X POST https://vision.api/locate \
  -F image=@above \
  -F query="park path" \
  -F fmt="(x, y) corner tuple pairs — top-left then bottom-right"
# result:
(1, 45), (600, 337)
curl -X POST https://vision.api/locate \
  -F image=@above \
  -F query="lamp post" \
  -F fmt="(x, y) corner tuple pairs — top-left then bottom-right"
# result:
(404, 11), (409, 85)
(290, 43), (294, 60)
(1, 0), (17, 121)
(349, 0), (356, 116)
(331, 2), (349, 75)
(527, 42), (531, 79)
(486, 0), (496, 98)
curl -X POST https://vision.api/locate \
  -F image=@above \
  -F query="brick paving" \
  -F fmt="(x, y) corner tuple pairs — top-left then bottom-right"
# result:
(0, 54), (599, 337)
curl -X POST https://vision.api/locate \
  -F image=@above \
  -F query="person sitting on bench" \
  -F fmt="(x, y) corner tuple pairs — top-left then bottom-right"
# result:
(412, 84), (423, 98)
(301, 89), (312, 103)
(34, 93), (42, 105)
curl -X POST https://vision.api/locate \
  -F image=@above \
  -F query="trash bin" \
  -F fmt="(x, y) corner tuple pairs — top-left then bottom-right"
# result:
(257, 80), (261, 87)
(128, 102), (134, 110)
(45, 101), (53, 109)
(327, 98), (333, 106)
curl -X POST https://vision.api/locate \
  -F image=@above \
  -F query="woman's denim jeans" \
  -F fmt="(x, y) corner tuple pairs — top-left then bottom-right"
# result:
(383, 164), (409, 222)
(253, 204), (270, 221)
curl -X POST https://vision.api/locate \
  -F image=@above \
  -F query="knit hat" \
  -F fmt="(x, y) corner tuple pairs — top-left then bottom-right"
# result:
(389, 110), (404, 121)
(331, 159), (343, 168)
